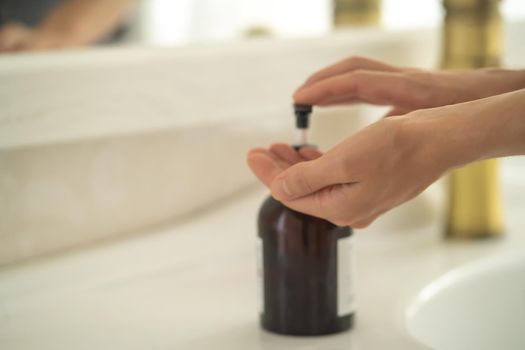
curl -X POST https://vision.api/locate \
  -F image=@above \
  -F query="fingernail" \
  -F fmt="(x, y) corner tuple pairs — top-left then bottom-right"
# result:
(280, 179), (293, 197)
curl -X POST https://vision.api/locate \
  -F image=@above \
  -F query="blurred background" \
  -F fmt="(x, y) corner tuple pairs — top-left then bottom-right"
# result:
(1, 0), (524, 49)
(136, 0), (525, 45)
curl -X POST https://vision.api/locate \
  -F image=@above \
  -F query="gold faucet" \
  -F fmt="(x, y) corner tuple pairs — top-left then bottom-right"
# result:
(442, 0), (504, 238)
(333, 0), (381, 27)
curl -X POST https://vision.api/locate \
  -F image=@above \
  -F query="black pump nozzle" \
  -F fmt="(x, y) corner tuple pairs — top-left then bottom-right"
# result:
(294, 104), (312, 129)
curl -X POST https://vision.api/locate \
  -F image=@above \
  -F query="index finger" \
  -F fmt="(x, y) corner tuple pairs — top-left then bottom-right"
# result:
(294, 70), (418, 109)
(299, 56), (401, 90)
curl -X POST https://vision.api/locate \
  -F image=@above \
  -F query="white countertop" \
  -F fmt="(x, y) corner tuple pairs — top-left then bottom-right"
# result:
(1, 156), (524, 350)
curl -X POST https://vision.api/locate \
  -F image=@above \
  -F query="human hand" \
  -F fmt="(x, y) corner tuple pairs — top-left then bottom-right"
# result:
(249, 89), (525, 227)
(0, 22), (32, 52)
(248, 115), (450, 228)
(250, 115), (450, 229)
(294, 56), (525, 116)
(248, 144), (324, 186)
(0, 21), (74, 52)
(0, 0), (133, 53)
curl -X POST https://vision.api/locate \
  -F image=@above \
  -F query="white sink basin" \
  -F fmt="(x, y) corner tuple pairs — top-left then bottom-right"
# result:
(407, 250), (525, 350)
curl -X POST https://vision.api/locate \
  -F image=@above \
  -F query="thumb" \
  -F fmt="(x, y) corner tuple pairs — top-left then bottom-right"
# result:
(270, 154), (348, 201)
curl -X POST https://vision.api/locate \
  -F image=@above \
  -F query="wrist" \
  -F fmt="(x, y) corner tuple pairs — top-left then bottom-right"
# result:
(479, 89), (525, 158)
(479, 68), (525, 95)
(405, 89), (525, 172)
(513, 70), (525, 90)
(400, 104), (489, 173)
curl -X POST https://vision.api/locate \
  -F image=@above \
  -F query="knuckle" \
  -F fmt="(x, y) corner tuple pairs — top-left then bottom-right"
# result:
(349, 70), (368, 95)
(346, 55), (366, 67)
(324, 84), (338, 100)
(401, 70), (434, 106)
(351, 69), (368, 80)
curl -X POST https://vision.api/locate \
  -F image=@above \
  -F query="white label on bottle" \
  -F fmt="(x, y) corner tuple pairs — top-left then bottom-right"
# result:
(337, 235), (355, 317)
(256, 237), (263, 314)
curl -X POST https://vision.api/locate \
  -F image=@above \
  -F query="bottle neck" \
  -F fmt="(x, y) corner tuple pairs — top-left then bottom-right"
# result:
(295, 128), (308, 146)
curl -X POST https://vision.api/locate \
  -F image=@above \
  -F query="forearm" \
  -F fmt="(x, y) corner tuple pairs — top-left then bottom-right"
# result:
(477, 88), (525, 158)
(38, 0), (133, 45)
(476, 68), (525, 96)
(403, 89), (525, 172)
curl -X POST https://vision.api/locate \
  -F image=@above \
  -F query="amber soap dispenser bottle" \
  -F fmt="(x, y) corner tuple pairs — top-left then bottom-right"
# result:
(256, 104), (355, 336)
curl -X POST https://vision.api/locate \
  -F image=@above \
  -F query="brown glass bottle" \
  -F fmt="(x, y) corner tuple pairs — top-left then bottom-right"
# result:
(257, 196), (355, 336)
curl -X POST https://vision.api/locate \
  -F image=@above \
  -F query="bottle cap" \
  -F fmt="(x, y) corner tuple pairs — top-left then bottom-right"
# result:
(294, 104), (312, 129)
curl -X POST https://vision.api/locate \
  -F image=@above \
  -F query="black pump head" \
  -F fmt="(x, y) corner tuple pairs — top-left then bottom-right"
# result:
(294, 104), (312, 129)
